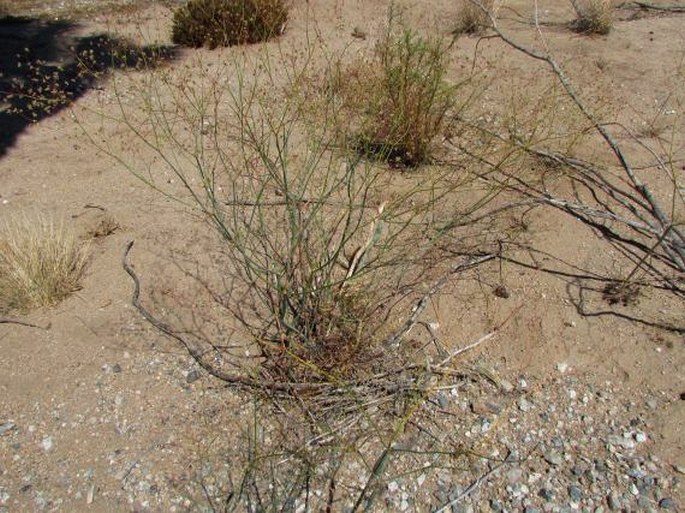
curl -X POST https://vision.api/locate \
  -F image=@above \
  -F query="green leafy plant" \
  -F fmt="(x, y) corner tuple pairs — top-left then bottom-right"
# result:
(0, 214), (88, 312)
(171, 0), (288, 49)
(330, 20), (457, 167)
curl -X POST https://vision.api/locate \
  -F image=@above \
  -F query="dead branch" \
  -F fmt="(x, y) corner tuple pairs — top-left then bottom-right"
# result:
(467, 0), (685, 273)
(382, 253), (496, 348)
(623, 1), (685, 12)
(0, 317), (50, 329)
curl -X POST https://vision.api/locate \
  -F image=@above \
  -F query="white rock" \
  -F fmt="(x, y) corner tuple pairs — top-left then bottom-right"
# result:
(41, 436), (53, 451)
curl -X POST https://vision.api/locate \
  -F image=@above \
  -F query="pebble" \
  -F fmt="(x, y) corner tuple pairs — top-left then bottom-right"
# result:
(517, 397), (533, 412)
(557, 362), (569, 373)
(608, 492), (622, 510)
(0, 422), (15, 436)
(506, 468), (523, 484)
(185, 370), (202, 384)
(544, 451), (564, 466)
(112, 363), (122, 373)
(568, 485), (582, 502)
(41, 436), (53, 452)
(659, 498), (675, 509)
(538, 488), (555, 500)
(500, 380), (515, 393)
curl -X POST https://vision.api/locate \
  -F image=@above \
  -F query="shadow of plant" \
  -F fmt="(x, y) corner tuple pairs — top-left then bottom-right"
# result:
(0, 14), (177, 158)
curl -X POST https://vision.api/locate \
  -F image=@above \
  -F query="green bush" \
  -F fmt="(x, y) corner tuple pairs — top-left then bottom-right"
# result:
(171, 0), (288, 49)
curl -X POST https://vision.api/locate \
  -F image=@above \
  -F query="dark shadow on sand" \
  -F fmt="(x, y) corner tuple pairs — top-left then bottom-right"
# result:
(0, 15), (177, 158)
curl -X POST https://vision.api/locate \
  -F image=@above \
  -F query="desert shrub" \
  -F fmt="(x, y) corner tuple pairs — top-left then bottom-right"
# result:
(454, 0), (496, 35)
(570, 0), (613, 35)
(171, 0), (288, 49)
(0, 214), (88, 312)
(330, 24), (456, 167)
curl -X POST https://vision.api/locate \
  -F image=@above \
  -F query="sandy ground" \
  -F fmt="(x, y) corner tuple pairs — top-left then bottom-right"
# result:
(0, 0), (683, 511)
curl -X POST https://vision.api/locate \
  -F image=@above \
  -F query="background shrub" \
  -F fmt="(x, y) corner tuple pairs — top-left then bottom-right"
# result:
(331, 24), (456, 167)
(570, 0), (613, 35)
(171, 0), (288, 49)
(454, 0), (496, 35)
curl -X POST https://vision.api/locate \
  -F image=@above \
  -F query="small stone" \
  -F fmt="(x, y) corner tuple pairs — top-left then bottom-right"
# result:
(517, 397), (533, 412)
(111, 363), (122, 373)
(500, 380), (515, 393)
(351, 26), (367, 39)
(41, 436), (53, 452)
(86, 484), (96, 504)
(538, 488), (555, 500)
(646, 399), (658, 410)
(659, 498), (675, 509)
(557, 362), (569, 373)
(186, 369), (202, 384)
(607, 492), (622, 510)
(606, 435), (636, 449)
(629, 483), (639, 495)
(490, 499), (503, 512)
(674, 465), (685, 475)
(0, 422), (15, 436)
(544, 451), (564, 466)
(524, 508), (540, 513)
(635, 432), (648, 443)
(568, 485), (583, 502)
(507, 468), (523, 484)
(471, 399), (502, 415)
(437, 392), (449, 409)
(387, 481), (399, 493)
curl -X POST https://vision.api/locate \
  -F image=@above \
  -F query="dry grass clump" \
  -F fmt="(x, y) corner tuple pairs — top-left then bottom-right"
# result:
(329, 24), (456, 167)
(454, 0), (496, 35)
(0, 214), (88, 312)
(570, 0), (613, 35)
(171, 0), (288, 49)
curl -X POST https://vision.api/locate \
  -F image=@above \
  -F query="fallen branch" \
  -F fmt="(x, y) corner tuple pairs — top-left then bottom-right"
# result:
(382, 253), (496, 349)
(0, 317), (50, 330)
(627, 1), (685, 12)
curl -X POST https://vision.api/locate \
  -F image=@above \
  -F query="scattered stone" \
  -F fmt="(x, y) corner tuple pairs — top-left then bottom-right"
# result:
(517, 397), (533, 412)
(490, 499), (503, 512)
(0, 422), (15, 436)
(538, 488), (555, 501)
(659, 498), (675, 509)
(568, 484), (583, 502)
(351, 26), (367, 39)
(471, 399), (502, 415)
(41, 436), (53, 452)
(86, 484), (96, 504)
(500, 380), (515, 393)
(506, 467), (523, 484)
(607, 493), (622, 510)
(544, 451), (564, 466)
(185, 370), (202, 384)
(606, 435), (636, 450)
